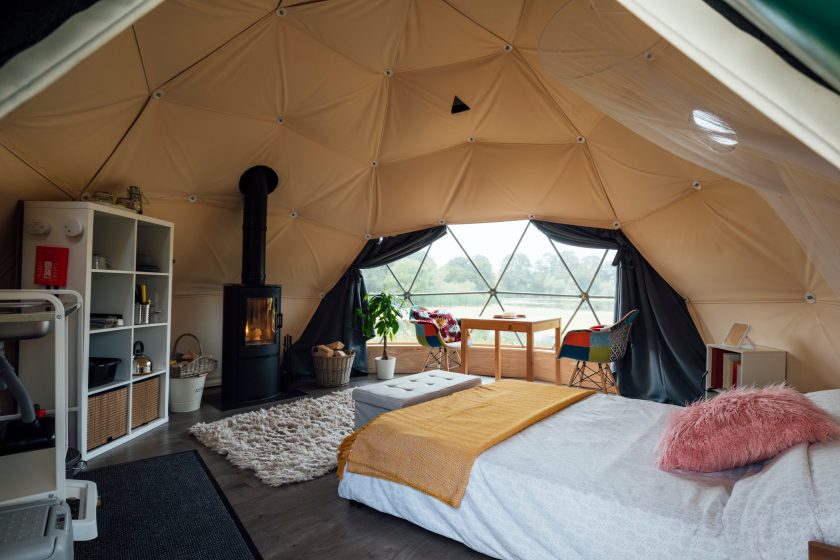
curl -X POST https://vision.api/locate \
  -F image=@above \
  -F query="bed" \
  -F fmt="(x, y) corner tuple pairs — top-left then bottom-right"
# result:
(338, 389), (840, 560)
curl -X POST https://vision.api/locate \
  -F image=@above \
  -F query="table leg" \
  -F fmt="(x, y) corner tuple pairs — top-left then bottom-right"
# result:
(461, 328), (469, 374)
(555, 326), (562, 385)
(526, 330), (534, 382)
(494, 330), (501, 381)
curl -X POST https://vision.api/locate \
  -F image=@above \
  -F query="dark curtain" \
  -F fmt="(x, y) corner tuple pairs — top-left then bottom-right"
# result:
(289, 226), (447, 377)
(532, 221), (704, 405)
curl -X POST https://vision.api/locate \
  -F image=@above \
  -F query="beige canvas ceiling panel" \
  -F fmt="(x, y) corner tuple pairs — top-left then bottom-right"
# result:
(284, 0), (410, 72)
(534, 0), (660, 80)
(380, 69), (478, 162)
(89, 101), (278, 199)
(587, 117), (721, 222)
(692, 301), (840, 392)
(268, 132), (373, 235)
(374, 140), (612, 234)
(265, 218), (364, 297)
(374, 144), (471, 235)
(395, 0), (503, 72)
(475, 53), (579, 144)
(444, 0), (525, 42)
(624, 180), (826, 303)
(512, 0), (608, 136)
(161, 14), (388, 163)
(278, 22), (387, 163)
(133, 0), (277, 90)
(513, 0), (570, 52)
(161, 16), (282, 120)
(0, 146), (68, 200)
(380, 54), (576, 162)
(150, 201), (243, 292)
(515, 50), (606, 137)
(456, 143), (613, 226)
(0, 30), (147, 194)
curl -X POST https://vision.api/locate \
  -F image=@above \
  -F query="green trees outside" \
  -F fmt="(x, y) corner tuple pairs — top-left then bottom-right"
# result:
(363, 249), (617, 299)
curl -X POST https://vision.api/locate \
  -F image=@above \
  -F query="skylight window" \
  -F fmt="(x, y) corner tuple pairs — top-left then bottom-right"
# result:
(691, 109), (738, 153)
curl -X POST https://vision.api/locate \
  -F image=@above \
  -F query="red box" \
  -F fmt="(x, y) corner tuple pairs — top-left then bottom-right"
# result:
(34, 246), (69, 287)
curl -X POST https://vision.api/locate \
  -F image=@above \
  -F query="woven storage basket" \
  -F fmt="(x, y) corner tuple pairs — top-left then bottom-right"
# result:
(132, 376), (161, 429)
(171, 333), (217, 378)
(87, 386), (128, 451)
(312, 348), (355, 387)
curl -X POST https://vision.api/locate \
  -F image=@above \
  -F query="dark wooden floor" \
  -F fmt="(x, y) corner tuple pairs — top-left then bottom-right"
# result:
(87, 375), (489, 560)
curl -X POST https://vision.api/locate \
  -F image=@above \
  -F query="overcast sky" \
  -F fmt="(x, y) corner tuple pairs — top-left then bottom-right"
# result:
(427, 220), (613, 270)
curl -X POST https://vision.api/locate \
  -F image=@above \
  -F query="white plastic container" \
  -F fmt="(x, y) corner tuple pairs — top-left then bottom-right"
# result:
(66, 479), (98, 541)
(169, 374), (207, 412)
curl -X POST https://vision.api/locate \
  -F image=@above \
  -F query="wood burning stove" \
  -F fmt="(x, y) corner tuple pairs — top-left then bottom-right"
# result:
(222, 166), (284, 406)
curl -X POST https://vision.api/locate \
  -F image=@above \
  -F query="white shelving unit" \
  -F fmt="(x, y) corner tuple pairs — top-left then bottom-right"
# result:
(19, 202), (174, 460)
(705, 343), (787, 397)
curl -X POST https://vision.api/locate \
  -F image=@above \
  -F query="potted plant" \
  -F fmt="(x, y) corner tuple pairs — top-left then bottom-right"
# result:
(355, 292), (404, 380)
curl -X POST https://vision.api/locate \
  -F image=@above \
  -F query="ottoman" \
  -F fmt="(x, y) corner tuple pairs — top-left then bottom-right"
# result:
(352, 370), (482, 429)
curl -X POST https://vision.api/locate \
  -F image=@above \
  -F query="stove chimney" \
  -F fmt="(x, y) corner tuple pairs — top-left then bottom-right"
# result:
(238, 165), (278, 285)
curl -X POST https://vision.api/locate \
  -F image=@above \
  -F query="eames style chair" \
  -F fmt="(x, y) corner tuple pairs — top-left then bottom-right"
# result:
(558, 309), (640, 394)
(409, 305), (467, 371)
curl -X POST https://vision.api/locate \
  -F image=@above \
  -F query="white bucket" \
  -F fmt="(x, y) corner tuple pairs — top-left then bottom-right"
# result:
(169, 374), (207, 413)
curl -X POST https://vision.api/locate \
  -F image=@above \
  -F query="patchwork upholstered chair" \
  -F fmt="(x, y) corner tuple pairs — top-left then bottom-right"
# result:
(558, 309), (640, 394)
(409, 305), (466, 371)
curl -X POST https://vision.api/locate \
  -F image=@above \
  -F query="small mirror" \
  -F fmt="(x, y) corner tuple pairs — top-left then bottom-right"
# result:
(723, 323), (750, 347)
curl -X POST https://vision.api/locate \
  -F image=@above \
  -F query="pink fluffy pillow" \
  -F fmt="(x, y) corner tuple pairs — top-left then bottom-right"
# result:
(657, 385), (840, 472)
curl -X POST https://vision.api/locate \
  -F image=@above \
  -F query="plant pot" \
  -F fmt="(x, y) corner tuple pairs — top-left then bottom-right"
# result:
(375, 356), (396, 380)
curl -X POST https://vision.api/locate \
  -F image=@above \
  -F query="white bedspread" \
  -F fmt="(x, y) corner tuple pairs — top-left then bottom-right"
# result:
(339, 393), (759, 560)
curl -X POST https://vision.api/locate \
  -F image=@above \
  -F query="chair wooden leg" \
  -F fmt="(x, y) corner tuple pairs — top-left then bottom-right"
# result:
(444, 349), (450, 371)
(569, 361), (582, 387)
(598, 363), (608, 394)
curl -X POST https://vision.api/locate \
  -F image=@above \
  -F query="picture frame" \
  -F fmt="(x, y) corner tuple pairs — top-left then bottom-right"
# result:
(723, 322), (751, 348)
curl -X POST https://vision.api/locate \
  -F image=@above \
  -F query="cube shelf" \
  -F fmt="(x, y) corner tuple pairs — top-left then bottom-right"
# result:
(705, 343), (786, 397)
(20, 201), (174, 460)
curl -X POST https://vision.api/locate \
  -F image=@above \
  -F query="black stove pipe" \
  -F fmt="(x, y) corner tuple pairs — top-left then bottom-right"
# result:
(238, 165), (278, 286)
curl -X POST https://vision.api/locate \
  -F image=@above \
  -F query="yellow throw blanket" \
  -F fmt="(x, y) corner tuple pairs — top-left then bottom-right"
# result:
(337, 380), (593, 507)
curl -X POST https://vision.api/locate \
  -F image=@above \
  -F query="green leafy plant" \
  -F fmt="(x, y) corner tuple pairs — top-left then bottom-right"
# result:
(355, 292), (404, 360)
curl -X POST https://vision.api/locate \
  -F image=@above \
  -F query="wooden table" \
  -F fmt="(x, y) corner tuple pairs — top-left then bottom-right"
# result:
(460, 317), (562, 383)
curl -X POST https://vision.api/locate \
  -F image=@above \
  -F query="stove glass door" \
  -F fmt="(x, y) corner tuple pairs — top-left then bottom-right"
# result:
(244, 297), (276, 346)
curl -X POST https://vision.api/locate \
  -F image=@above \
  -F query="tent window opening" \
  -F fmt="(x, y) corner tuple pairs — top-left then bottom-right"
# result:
(361, 220), (618, 350)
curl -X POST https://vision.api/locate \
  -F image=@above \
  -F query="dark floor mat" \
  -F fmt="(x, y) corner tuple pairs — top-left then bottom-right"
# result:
(75, 450), (262, 560)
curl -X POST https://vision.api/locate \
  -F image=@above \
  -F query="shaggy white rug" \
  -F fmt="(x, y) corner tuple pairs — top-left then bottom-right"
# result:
(190, 390), (355, 486)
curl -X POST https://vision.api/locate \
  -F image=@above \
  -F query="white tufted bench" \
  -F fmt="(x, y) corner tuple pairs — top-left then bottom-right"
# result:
(352, 370), (483, 429)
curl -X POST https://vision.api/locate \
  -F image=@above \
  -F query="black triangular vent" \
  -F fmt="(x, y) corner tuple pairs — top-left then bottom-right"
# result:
(451, 96), (470, 114)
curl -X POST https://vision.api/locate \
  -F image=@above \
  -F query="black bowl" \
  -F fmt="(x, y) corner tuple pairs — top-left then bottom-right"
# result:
(89, 357), (120, 388)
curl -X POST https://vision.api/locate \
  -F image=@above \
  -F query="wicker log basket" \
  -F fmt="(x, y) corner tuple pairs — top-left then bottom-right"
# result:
(171, 333), (218, 378)
(312, 346), (355, 387)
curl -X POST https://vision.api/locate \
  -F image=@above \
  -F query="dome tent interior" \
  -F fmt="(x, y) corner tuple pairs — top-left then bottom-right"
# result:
(2, 0), (839, 394)
(2, 1), (840, 558)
